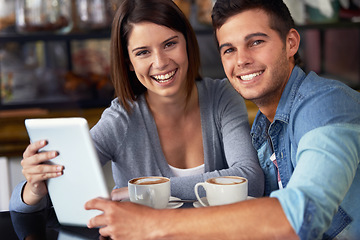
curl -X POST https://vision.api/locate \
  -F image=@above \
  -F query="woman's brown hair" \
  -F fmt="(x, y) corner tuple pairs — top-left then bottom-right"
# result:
(111, 0), (202, 112)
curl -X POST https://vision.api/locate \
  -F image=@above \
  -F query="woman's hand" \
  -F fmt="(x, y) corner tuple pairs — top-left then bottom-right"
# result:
(111, 187), (129, 201)
(21, 140), (63, 205)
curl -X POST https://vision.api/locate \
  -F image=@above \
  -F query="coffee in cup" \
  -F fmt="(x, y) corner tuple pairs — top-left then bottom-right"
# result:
(194, 176), (248, 207)
(128, 176), (170, 209)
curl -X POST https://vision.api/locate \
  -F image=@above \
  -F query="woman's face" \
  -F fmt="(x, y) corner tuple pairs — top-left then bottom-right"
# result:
(127, 22), (189, 100)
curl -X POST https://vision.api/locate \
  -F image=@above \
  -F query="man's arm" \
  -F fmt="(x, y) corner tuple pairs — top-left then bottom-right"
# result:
(86, 197), (298, 240)
(160, 197), (297, 240)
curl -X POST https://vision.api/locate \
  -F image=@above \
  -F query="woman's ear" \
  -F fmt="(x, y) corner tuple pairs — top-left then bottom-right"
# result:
(128, 61), (134, 71)
(286, 28), (300, 58)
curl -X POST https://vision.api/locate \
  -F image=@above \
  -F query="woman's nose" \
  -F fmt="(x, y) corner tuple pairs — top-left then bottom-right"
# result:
(153, 51), (169, 70)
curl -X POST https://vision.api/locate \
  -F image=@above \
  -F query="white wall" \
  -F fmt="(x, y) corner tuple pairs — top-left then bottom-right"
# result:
(0, 157), (11, 211)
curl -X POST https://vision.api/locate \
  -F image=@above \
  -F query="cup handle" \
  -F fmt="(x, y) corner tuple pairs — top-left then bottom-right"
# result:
(148, 188), (156, 208)
(194, 182), (207, 207)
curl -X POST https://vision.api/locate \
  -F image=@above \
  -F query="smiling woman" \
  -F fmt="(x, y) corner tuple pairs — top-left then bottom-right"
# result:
(126, 22), (189, 100)
(10, 0), (264, 234)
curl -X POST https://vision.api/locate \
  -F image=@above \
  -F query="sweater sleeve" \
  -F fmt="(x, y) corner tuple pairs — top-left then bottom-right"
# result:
(9, 180), (50, 213)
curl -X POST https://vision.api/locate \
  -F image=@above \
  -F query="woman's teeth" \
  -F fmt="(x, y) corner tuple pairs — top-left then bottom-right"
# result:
(153, 70), (176, 83)
(240, 71), (263, 81)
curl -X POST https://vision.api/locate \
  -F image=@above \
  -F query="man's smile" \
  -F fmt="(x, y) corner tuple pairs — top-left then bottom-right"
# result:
(239, 70), (264, 81)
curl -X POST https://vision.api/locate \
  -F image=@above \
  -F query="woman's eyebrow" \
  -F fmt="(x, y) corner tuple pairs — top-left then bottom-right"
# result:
(131, 35), (179, 53)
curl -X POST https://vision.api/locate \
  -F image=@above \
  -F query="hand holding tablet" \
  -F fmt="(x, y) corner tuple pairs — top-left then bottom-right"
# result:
(25, 117), (110, 226)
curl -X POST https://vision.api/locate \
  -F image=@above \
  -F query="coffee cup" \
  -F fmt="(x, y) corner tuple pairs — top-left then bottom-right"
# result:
(128, 176), (170, 209)
(194, 176), (248, 207)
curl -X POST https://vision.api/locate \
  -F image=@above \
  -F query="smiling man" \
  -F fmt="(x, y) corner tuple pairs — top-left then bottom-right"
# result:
(212, 0), (360, 239)
(84, 0), (360, 239)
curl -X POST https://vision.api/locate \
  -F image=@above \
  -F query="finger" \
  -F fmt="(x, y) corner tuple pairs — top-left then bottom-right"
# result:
(21, 151), (59, 168)
(23, 168), (63, 184)
(85, 197), (109, 211)
(87, 212), (107, 229)
(98, 226), (112, 238)
(111, 187), (129, 201)
(23, 163), (63, 175)
(23, 140), (47, 158)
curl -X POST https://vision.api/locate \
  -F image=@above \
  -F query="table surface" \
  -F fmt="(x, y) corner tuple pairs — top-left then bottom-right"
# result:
(1, 201), (195, 239)
(1, 208), (103, 240)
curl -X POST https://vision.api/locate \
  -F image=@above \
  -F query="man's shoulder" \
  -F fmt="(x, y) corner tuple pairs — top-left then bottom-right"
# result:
(298, 72), (359, 101)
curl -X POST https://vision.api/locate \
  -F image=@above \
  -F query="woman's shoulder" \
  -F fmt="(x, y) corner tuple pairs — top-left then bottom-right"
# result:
(92, 97), (147, 133)
(102, 97), (146, 120)
(197, 77), (238, 98)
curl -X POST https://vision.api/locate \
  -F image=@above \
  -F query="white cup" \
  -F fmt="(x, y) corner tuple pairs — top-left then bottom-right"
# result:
(128, 176), (170, 209)
(194, 176), (248, 207)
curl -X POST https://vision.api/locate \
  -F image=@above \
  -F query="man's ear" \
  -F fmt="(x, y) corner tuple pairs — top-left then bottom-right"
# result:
(286, 28), (300, 58)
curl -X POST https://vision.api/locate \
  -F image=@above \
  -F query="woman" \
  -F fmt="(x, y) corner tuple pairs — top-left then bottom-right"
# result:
(10, 0), (263, 212)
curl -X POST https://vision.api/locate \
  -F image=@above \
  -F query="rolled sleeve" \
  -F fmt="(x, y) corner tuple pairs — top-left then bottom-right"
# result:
(270, 124), (360, 239)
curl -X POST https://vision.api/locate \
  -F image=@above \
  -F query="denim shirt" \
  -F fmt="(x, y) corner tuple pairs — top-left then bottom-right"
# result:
(251, 66), (360, 239)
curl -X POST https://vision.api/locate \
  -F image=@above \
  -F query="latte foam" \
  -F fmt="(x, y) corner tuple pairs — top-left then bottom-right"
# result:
(208, 177), (246, 185)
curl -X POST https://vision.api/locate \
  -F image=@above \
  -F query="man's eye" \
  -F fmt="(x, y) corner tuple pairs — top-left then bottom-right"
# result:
(252, 40), (264, 46)
(223, 48), (234, 55)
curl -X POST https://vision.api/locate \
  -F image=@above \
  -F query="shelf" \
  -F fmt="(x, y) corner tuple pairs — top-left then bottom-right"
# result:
(296, 21), (360, 30)
(0, 27), (111, 43)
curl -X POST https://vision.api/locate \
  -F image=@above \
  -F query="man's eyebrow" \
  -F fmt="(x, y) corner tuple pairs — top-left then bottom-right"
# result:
(219, 43), (232, 52)
(218, 32), (269, 51)
(245, 32), (269, 41)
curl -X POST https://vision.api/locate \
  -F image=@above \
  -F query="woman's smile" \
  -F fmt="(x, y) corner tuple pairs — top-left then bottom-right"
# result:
(151, 69), (177, 84)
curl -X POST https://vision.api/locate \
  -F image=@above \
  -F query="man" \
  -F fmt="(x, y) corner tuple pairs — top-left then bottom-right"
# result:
(85, 0), (360, 239)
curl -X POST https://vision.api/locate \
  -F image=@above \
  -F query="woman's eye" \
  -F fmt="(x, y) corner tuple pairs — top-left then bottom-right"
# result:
(135, 50), (149, 56)
(165, 41), (177, 48)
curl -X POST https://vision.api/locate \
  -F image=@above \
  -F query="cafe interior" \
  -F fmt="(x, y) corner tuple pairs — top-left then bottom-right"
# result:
(1, 0), (360, 238)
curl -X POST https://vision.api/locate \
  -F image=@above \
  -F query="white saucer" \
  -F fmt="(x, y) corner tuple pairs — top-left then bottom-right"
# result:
(122, 196), (183, 209)
(168, 196), (184, 209)
(193, 196), (255, 208)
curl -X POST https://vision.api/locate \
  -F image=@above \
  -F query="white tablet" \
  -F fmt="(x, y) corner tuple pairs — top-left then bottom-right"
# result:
(25, 117), (110, 226)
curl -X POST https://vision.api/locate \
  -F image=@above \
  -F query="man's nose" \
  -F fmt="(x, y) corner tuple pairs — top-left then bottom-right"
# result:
(236, 49), (252, 67)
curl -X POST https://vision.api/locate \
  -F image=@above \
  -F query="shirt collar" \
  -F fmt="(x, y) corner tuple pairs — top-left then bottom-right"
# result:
(275, 66), (306, 124)
(251, 66), (306, 137)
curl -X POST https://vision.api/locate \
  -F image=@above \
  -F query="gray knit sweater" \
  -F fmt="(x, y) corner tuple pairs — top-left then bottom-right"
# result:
(91, 78), (264, 199)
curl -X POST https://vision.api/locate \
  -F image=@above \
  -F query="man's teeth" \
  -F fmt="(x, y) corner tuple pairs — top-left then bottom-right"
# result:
(240, 71), (263, 81)
(153, 70), (176, 82)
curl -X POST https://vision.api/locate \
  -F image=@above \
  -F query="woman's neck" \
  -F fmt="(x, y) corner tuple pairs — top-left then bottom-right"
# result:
(146, 83), (198, 119)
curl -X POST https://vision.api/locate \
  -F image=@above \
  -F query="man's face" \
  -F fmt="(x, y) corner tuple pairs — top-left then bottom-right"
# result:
(216, 9), (296, 108)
